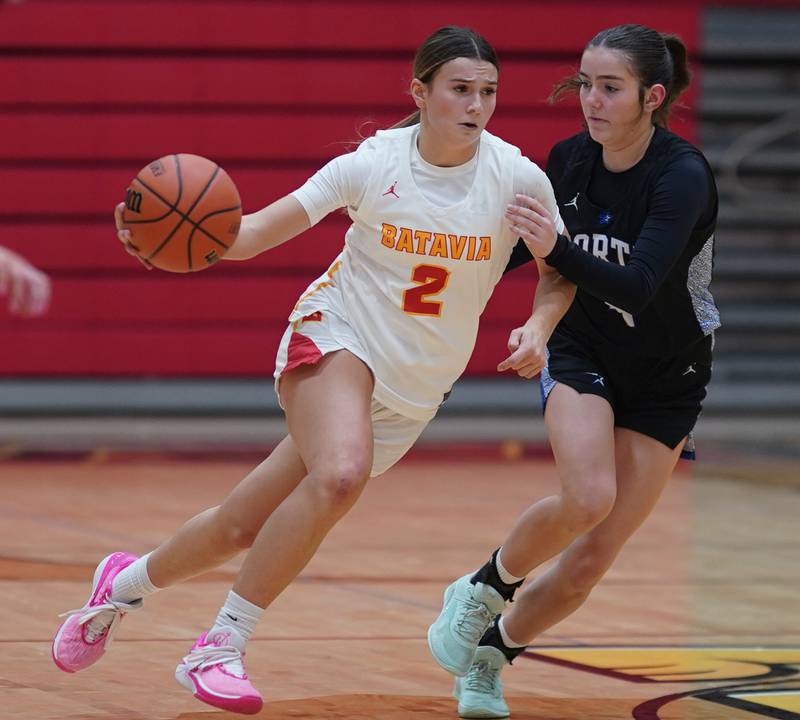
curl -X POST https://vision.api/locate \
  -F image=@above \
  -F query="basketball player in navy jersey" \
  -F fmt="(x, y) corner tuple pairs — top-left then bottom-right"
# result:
(428, 24), (720, 718)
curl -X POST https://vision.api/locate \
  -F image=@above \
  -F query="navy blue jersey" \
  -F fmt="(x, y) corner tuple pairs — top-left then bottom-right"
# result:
(508, 127), (720, 357)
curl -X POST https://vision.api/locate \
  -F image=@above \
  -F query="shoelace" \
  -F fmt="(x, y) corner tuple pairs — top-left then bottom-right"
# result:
(183, 643), (246, 678)
(465, 659), (501, 695)
(455, 596), (494, 641)
(59, 598), (142, 646)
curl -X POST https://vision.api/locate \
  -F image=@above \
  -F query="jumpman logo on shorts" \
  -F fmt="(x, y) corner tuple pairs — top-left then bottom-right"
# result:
(682, 364), (696, 376)
(382, 181), (400, 199)
(585, 372), (605, 386)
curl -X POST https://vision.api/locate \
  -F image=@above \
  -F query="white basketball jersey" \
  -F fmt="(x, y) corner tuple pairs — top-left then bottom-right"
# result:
(290, 126), (526, 421)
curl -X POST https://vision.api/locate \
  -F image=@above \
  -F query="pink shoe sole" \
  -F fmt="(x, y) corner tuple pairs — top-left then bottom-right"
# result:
(189, 674), (263, 715)
(175, 629), (263, 716)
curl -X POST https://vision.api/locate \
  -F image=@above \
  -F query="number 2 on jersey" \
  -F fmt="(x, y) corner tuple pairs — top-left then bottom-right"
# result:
(402, 264), (451, 317)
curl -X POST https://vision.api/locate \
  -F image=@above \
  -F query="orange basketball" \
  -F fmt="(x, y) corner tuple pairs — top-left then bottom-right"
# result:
(121, 154), (241, 273)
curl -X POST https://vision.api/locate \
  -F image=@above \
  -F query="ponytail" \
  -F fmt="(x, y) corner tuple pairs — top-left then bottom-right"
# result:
(656, 33), (691, 127)
(391, 110), (422, 130)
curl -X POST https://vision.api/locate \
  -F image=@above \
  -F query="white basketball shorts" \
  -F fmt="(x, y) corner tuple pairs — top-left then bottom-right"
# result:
(274, 287), (429, 477)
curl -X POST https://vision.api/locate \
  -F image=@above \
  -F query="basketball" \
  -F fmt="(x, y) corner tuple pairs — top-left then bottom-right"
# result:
(121, 154), (241, 273)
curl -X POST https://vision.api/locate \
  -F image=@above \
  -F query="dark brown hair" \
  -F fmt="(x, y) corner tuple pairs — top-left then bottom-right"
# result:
(550, 24), (691, 128)
(392, 25), (500, 129)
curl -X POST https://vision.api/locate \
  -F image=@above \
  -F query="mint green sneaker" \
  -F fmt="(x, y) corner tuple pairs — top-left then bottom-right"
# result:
(454, 645), (510, 718)
(428, 574), (506, 676)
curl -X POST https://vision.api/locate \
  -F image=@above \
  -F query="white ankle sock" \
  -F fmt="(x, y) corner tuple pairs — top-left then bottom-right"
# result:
(209, 590), (264, 643)
(496, 548), (526, 585)
(111, 553), (159, 603)
(498, 616), (527, 649)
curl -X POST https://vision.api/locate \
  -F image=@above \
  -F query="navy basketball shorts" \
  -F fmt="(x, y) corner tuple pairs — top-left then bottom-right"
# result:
(540, 330), (713, 455)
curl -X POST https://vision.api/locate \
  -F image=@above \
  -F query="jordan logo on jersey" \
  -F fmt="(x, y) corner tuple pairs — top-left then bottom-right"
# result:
(382, 181), (400, 199)
(564, 193), (580, 211)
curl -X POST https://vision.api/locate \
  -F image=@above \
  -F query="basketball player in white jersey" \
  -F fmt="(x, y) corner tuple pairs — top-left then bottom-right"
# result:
(52, 26), (574, 714)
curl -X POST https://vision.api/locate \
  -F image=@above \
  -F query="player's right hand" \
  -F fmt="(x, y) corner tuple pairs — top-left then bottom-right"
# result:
(497, 324), (547, 379)
(115, 202), (152, 270)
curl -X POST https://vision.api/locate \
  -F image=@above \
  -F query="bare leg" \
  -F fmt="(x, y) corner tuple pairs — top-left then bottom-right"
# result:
(233, 350), (375, 607)
(502, 428), (684, 642)
(147, 435), (307, 588)
(498, 384), (617, 577)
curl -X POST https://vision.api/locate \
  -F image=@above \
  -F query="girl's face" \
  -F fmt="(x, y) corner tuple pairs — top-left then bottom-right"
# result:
(578, 46), (661, 147)
(412, 57), (498, 158)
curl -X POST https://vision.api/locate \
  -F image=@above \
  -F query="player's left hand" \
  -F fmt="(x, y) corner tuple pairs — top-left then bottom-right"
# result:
(115, 202), (152, 270)
(505, 194), (557, 258)
(497, 323), (547, 379)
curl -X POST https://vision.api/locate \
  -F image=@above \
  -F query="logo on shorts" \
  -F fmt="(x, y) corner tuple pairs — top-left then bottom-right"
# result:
(382, 181), (400, 199)
(585, 372), (605, 386)
(682, 364), (696, 376)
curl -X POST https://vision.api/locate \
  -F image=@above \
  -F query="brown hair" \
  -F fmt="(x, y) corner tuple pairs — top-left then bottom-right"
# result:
(392, 25), (500, 129)
(550, 24), (691, 128)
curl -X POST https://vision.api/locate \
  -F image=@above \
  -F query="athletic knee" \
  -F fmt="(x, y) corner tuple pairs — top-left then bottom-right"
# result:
(225, 522), (259, 550)
(561, 480), (616, 533)
(212, 506), (261, 550)
(310, 459), (371, 514)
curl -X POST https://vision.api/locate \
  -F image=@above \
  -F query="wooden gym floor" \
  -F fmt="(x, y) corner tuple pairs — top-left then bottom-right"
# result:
(1, 449), (799, 719)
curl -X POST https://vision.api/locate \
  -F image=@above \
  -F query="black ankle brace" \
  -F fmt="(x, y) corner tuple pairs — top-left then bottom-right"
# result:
(479, 616), (527, 665)
(470, 548), (524, 601)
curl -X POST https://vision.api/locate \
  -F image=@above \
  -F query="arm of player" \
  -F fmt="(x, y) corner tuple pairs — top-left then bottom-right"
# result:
(509, 158), (714, 314)
(226, 146), (373, 261)
(223, 195), (311, 261)
(499, 193), (575, 378)
(497, 260), (575, 378)
(115, 147), (370, 267)
(114, 195), (311, 265)
(505, 194), (559, 258)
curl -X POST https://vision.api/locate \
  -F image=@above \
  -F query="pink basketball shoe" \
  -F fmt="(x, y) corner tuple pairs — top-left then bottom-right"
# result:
(175, 627), (263, 715)
(51, 552), (140, 673)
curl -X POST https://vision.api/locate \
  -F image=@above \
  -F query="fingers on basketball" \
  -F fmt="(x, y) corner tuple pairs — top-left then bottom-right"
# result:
(120, 154), (242, 273)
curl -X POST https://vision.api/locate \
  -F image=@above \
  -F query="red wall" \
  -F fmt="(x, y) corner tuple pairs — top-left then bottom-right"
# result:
(0, 0), (700, 377)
